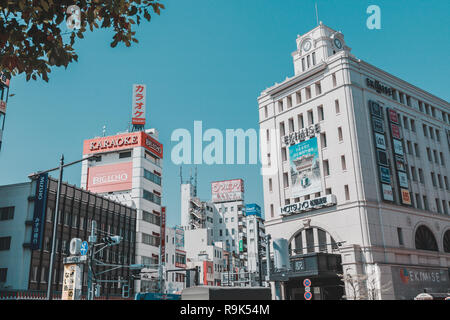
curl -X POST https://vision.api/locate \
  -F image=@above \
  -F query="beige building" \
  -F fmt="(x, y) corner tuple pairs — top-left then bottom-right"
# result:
(258, 23), (450, 300)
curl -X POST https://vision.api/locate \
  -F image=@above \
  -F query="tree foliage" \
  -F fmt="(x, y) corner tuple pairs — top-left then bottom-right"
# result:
(0, 0), (165, 81)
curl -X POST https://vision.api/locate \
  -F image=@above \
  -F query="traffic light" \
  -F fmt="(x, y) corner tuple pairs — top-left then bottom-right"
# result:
(101, 235), (122, 246)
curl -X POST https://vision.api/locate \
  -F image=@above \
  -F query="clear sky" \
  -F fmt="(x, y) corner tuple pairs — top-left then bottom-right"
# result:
(1, 0), (449, 228)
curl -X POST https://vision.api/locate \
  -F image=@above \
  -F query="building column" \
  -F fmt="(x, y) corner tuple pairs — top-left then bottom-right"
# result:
(313, 228), (319, 252)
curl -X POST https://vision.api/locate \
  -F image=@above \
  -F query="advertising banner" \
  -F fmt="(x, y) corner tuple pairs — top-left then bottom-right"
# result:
(175, 226), (185, 249)
(392, 266), (449, 300)
(62, 263), (83, 300)
(280, 194), (337, 216)
(388, 109), (399, 124)
(379, 166), (391, 184)
(87, 162), (132, 193)
(288, 137), (322, 198)
(161, 207), (166, 263)
(374, 133), (386, 150)
(381, 184), (394, 201)
(31, 173), (48, 250)
(395, 155), (406, 172)
(211, 179), (244, 203)
(83, 131), (163, 159)
(391, 123), (402, 139)
(400, 189), (412, 205)
(392, 139), (404, 156)
(132, 84), (146, 125)
(245, 203), (261, 217)
(398, 171), (409, 188)
(376, 149), (389, 166)
(372, 118), (384, 133)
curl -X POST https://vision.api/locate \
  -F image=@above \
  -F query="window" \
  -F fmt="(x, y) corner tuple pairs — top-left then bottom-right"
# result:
(332, 73), (337, 87)
(270, 204), (274, 218)
(436, 130), (440, 142)
(269, 178), (273, 192)
(407, 141), (413, 155)
(142, 233), (159, 247)
(279, 122), (285, 136)
(312, 52), (316, 65)
(415, 193), (422, 209)
(283, 172), (289, 188)
(0, 237), (11, 250)
(410, 166), (417, 182)
(298, 114), (304, 129)
(287, 96), (292, 109)
(315, 82), (322, 95)
(423, 196), (429, 211)
(440, 152), (445, 166)
(288, 118), (294, 133)
(427, 148), (432, 162)
(410, 119), (416, 132)
(442, 200), (448, 215)
(142, 210), (160, 226)
(307, 110), (314, 125)
(296, 91), (301, 105)
(278, 100), (284, 112)
(326, 188), (332, 195)
(415, 225), (438, 251)
(320, 132), (327, 148)
(338, 127), (343, 142)
(429, 127), (434, 140)
(144, 169), (162, 185)
(431, 172), (437, 187)
(306, 87), (311, 100)
(145, 151), (160, 166)
(445, 176), (449, 190)
(119, 151), (132, 159)
(436, 199), (442, 214)
(418, 169), (424, 183)
(307, 55), (311, 68)
(264, 106), (268, 118)
(318, 105), (324, 121)
(301, 58), (305, 72)
(423, 124), (428, 137)
(344, 185), (350, 201)
(403, 116), (409, 130)
(341, 155), (347, 171)
(0, 268), (7, 282)
(143, 190), (161, 205)
(281, 147), (287, 162)
(433, 150), (438, 164)
(323, 160), (330, 176)
(397, 228), (404, 246)
(0, 207), (14, 220)
(414, 143), (420, 158)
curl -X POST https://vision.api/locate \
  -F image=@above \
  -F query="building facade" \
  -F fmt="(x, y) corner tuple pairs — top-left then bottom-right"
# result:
(245, 204), (266, 278)
(0, 177), (137, 297)
(81, 128), (163, 293)
(163, 226), (187, 294)
(258, 23), (450, 300)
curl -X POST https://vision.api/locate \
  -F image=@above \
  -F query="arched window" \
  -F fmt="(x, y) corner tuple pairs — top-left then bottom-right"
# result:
(291, 227), (337, 255)
(415, 225), (438, 251)
(444, 230), (450, 253)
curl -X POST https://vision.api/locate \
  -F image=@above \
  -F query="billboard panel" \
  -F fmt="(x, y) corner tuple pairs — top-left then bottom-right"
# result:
(31, 173), (48, 250)
(245, 203), (261, 217)
(132, 84), (146, 125)
(161, 207), (166, 263)
(87, 162), (132, 193)
(288, 137), (322, 198)
(211, 179), (244, 203)
(381, 183), (394, 201)
(175, 226), (185, 249)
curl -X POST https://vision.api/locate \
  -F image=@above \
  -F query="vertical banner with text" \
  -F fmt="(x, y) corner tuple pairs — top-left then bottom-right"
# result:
(132, 84), (146, 125)
(31, 173), (49, 250)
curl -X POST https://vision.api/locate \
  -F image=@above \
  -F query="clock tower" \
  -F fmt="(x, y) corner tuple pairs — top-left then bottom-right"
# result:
(292, 22), (351, 75)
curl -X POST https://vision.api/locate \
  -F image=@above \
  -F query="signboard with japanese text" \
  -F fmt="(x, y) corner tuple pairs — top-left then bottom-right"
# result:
(379, 166), (391, 184)
(374, 133), (386, 150)
(288, 137), (322, 198)
(398, 171), (409, 188)
(280, 195), (337, 216)
(211, 179), (244, 203)
(62, 264), (83, 300)
(245, 203), (262, 217)
(31, 173), (48, 250)
(175, 226), (185, 249)
(161, 207), (166, 263)
(392, 139), (404, 156)
(388, 109), (399, 124)
(87, 162), (132, 193)
(400, 189), (412, 205)
(391, 123), (402, 139)
(372, 118), (384, 133)
(132, 84), (146, 125)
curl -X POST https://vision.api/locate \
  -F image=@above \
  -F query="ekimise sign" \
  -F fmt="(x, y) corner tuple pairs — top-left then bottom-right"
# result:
(83, 131), (163, 158)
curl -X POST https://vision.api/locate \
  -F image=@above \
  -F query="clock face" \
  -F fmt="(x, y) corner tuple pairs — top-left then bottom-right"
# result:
(303, 40), (311, 52)
(334, 38), (342, 49)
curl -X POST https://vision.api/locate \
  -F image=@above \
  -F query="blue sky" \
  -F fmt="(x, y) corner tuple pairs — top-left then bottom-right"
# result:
(1, 0), (449, 228)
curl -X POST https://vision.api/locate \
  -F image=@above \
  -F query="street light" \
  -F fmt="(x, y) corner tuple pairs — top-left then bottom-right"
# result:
(29, 153), (101, 300)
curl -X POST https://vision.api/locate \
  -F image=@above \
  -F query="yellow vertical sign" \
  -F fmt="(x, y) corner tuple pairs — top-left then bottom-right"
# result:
(62, 264), (76, 300)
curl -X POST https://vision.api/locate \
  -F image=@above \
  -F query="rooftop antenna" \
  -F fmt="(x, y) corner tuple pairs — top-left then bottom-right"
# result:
(315, 2), (319, 26)
(102, 125), (106, 137)
(180, 166), (183, 185)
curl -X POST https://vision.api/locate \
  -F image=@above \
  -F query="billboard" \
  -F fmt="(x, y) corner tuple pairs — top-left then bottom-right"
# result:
(62, 264), (83, 300)
(245, 203), (261, 217)
(132, 84), (146, 125)
(175, 226), (185, 249)
(31, 173), (49, 250)
(211, 179), (244, 203)
(87, 162), (132, 193)
(83, 131), (163, 158)
(288, 137), (322, 198)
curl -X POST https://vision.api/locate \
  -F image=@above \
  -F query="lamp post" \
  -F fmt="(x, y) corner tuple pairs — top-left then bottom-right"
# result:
(29, 153), (100, 300)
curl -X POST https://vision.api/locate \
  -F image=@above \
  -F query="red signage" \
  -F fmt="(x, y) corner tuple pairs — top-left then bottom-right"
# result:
(132, 84), (146, 125)
(391, 124), (402, 139)
(388, 109), (399, 124)
(87, 162), (132, 193)
(83, 131), (163, 158)
(211, 179), (244, 203)
(161, 207), (166, 263)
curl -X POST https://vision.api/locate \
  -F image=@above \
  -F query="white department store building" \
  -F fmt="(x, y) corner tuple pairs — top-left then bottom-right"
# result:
(258, 23), (450, 300)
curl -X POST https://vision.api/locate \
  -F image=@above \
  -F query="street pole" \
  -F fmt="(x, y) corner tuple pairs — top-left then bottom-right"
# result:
(87, 220), (97, 300)
(47, 154), (64, 300)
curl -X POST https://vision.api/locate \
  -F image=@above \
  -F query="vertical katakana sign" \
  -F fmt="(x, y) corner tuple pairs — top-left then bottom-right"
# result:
(132, 84), (146, 125)
(31, 173), (48, 250)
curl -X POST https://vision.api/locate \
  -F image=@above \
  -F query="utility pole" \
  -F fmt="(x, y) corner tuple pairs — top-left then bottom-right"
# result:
(46, 154), (64, 300)
(87, 220), (97, 300)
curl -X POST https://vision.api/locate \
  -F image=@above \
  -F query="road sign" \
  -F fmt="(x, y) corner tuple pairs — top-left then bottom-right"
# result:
(303, 278), (311, 287)
(80, 241), (88, 256)
(63, 255), (87, 264)
(304, 286), (311, 292)
(304, 291), (312, 300)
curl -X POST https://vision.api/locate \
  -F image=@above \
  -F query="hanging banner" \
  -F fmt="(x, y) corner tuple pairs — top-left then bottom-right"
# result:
(288, 137), (322, 198)
(161, 207), (166, 263)
(31, 173), (49, 250)
(132, 84), (146, 125)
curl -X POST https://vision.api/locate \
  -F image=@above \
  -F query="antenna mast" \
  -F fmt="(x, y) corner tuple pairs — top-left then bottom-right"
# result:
(315, 2), (319, 26)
